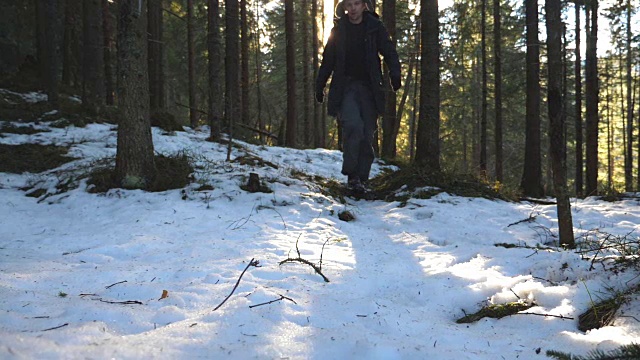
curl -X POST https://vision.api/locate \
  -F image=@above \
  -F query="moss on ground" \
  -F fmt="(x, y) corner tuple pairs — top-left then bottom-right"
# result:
(0, 144), (74, 173)
(456, 302), (534, 323)
(0, 123), (49, 135)
(87, 153), (194, 193)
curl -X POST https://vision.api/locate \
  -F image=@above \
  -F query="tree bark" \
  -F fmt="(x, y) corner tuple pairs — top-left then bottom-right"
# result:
(414, 0), (440, 170)
(605, 64), (612, 187)
(313, 0), (323, 148)
(226, 0), (240, 153)
(520, 0), (544, 197)
(115, 0), (156, 189)
(62, 0), (82, 90)
(148, 0), (165, 111)
(241, 0), (250, 131)
(301, 0), (312, 148)
(208, 0), (222, 141)
(585, 0), (599, 196)
(254, 0), (264, 144)
(187, 0), (197, 127)
(83, 0), (105, 113)
(396, 22), (419, 145)
(103, 0), (116, 106)
(637, 67), (640, 190)
(381, 0), (398, 159)
(284, 0), (297, 147)
(624, 0), (633, 191)
(493, 0), (503, 182)
(39, 0), (64, 106)
(546, 0), (575, 248)
(480, 0), (488, 176)
(574, 2), (583, 197)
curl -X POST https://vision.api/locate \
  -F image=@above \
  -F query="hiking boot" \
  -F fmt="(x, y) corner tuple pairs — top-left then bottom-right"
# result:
(348, 176), (366, 193)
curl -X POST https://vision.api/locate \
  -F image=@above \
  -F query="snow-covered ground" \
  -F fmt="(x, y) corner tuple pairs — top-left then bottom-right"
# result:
(1, 101), (639, 359)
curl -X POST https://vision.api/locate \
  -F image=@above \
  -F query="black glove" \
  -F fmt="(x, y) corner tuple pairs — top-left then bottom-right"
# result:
(315, 89), (324, 103)
(391, 77), (401, 92)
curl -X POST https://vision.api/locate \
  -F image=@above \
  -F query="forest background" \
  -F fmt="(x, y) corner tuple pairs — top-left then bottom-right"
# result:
(0, 0), (639, 198)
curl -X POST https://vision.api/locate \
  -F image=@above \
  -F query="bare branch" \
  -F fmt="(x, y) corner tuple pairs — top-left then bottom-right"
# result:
(213, 258), (260, 311)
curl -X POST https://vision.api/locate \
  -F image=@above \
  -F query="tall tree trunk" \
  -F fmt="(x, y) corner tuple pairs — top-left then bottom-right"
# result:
(36, 0), (64, 107)
(472, 55), (480, 168)
(396, 23), (419, 142)
(605, 68), (612, 188)
(208, 0), (222, 141)
(381, 0), (398, 159)
(619, 54), (626, 190)
(62, 0), (82, 90)
(313, 0), (323, 148)
(585, 0), (599, 196)
(480, 0), (488, 176)
(83, 0), (105, 113)
(409, 68), (419, 160)
(254, 0), (264, 144)
(148, 0), (164, 111)
(115, 0), (155, 189)
(562, 22), (568, 167)
(624, 0), (633, 191)
(301, 0), (312, 148)
(546, 0), (575, 248)
(574, 2), (583, 197)
(225, 0), (240, 156)
(414, 0), (440, 170)
(103, 0), (116, 105)
(521, 0), (544, 197)
(637, 68), (640, 190)
(240, 0), (250, 131)
(187, 0), (197, 127)
(284, 0), (297, 147)
(36, 0), (45, 79)
(493, 0), (503, 182)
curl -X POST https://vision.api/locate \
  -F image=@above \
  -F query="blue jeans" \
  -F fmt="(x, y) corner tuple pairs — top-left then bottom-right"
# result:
(339, 79), (377, 182)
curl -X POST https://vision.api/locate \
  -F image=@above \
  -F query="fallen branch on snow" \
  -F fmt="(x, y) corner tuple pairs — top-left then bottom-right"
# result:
(279, 237), (330, 283)
(249, 294), (297, 308)
(213, 258), (260, 311)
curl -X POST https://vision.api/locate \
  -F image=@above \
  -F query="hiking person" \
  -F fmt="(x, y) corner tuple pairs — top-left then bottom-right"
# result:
(315, 0), (401, 194)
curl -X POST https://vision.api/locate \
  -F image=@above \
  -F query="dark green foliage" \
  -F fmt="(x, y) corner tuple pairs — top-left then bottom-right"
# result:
(151, 111), (185, 132)
(579, 231), (640, 272)
(152, 153), (194, 191)
(456, 302), (534, 323)
(597, 187), (626, 202)
(25, 188), (47, 198)
(233, 154), (279, 169)
(578, 297), (623, 332)
(88, 153), (194, 193)
(288, 162), (511, 204)
(0, 55), (41, 93)
(0, 91), (52, 122)
(0, 123), (47, 135)
(0, 144), (73, 173)
(369, 165), (510, 202)
(338, 210), (355, 222)
(546, 343), (640, 360)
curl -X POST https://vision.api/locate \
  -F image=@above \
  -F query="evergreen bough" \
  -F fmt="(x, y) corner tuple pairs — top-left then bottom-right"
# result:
(546, 343), (640, 360)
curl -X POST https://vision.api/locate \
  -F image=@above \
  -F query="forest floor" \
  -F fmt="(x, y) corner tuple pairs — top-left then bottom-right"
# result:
(1, 88), (639, 359)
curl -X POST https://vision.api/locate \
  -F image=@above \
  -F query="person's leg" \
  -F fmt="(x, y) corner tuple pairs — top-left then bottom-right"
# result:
(356, 83), (378, 182)
(340, 82), (364, 179)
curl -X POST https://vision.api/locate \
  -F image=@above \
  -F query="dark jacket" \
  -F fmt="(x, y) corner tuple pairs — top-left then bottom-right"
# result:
(316, 12), (401, 117)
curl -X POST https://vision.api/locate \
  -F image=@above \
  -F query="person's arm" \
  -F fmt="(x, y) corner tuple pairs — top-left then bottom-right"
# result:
(377, 24), (401, 91)
(316, 27), (337, 97)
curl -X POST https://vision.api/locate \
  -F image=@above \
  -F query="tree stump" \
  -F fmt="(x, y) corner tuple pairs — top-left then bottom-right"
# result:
(240, 172), (272, 193)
